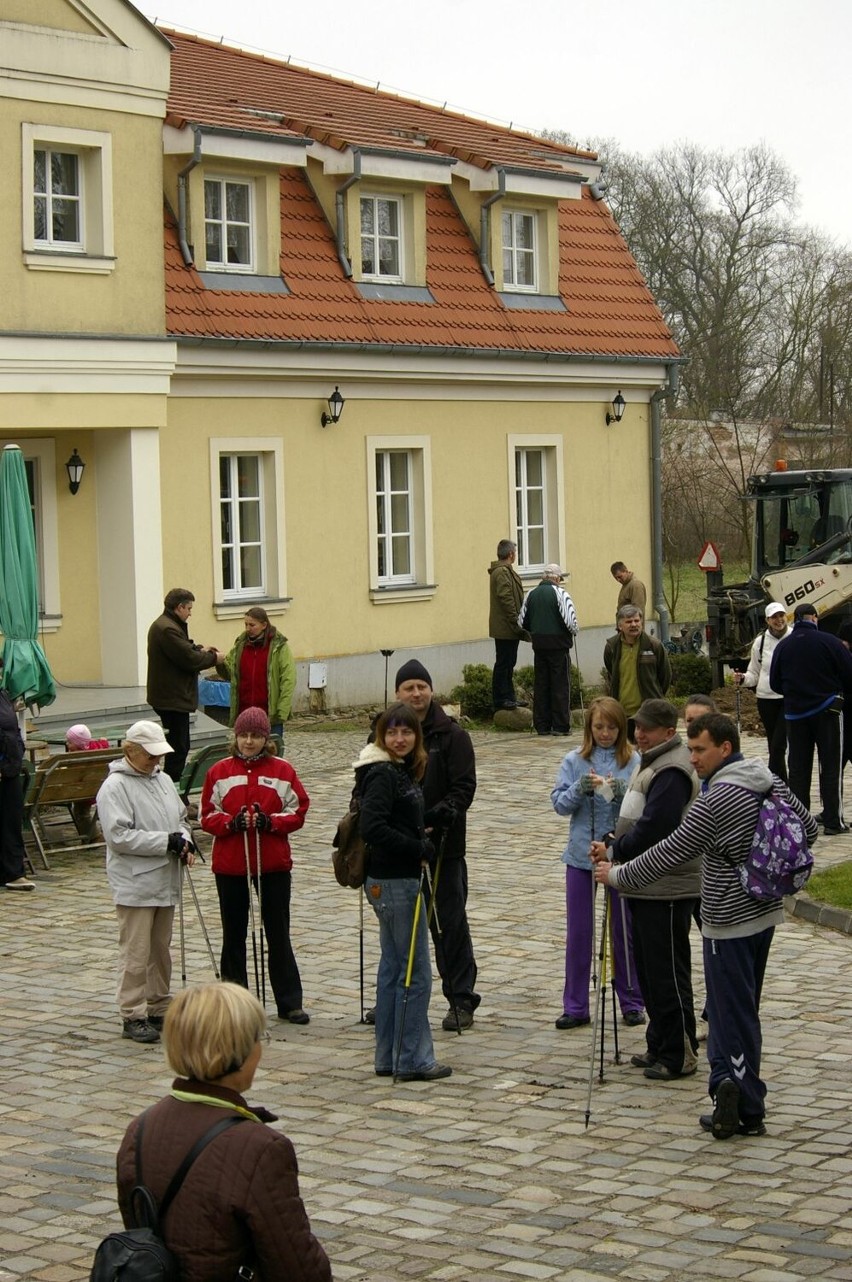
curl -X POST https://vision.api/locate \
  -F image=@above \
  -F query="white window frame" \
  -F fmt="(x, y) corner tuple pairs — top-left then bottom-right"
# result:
(0, 438), (61, 631)
(502, 209), (538, 293)
(209, 439), (287, 617)
(360, 194), (404, 282)
(203, 175), (255, 273)
(367, 436), (435, 602)
(508, 434), (565, 573)
(21, 124), (114, 274)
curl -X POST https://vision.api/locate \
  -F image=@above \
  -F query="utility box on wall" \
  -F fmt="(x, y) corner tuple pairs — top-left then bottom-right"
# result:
(308, 661), (327, 713)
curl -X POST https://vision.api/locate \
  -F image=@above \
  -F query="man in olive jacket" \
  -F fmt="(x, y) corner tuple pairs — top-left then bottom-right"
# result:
(488, 539), (528, 711)
(147, 588), (223, 784)
(604, 606), (671, 727)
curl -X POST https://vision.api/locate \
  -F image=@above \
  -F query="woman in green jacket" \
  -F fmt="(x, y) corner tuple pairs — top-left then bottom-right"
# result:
(220, 607), (296, 738)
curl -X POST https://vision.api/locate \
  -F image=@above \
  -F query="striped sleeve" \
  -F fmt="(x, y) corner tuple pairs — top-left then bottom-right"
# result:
(611, 794), (716, 891)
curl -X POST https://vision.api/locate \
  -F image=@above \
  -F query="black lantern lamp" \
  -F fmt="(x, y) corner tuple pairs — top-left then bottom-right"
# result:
(606, 391), (626, 426)
(65, 448), (85, 495)
(321, 386), (345, 428)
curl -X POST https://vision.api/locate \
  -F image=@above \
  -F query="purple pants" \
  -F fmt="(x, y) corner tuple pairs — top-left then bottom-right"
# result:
(562, 866), (643, 1018)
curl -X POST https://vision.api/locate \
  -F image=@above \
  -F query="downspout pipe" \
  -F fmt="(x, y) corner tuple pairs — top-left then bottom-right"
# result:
(479, 167), (506, 286)
(335, 150), (362, 279)
(650, 361), (681, 643)
(177, 126), (202, 267)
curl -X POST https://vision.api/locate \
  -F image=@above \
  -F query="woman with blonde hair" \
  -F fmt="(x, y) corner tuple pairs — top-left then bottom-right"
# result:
(550, 696), (643, 1029)
(355, 702), (451, 1081)
(115, 982), (331, 1281)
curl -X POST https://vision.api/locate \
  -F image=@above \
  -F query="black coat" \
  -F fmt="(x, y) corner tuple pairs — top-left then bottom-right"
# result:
(0, 691), (24, 778)
(420, 702), (476, 861)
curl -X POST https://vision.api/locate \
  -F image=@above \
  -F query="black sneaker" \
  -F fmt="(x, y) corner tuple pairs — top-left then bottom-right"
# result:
(122, 1019), (160, 1044)
(282, 1009), (310, 1025)
(396, 1063), (452, 1082)
(643, 1060), (698, 1080)
(147, 1014), (166, 1031)
(630, 1051), (656, 1068)
(699, 1113), (766, 1137)
(622, 1010), (646, 1026)
(702, 1077), (740, 1139)
(822, 821), (849, 835)
(555, 1014), (590, 1029)
(441, 1007), (473, 1031)
(363, 1007), (376, 1025)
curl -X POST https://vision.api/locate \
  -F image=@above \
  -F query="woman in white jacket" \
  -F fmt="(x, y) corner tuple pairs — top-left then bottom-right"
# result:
(733, 602), (791, 781)
(96, 721), (193, 1044)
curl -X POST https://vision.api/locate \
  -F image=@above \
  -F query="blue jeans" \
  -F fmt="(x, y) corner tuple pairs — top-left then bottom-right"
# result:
(366, 876), (435, 1075)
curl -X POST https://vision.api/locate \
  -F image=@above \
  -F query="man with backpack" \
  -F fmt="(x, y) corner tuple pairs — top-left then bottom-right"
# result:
(594, 712), (817, 1140)
(733, 602), (791, 781)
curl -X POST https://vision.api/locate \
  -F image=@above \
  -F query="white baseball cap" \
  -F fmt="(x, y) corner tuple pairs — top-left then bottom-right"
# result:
(125, 720), (172, 755)
(765, 602), (787, 620)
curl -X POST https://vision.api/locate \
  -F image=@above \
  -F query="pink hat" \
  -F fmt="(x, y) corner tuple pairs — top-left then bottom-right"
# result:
(66, 724), (92, 751)
(234, 706), (271, 738)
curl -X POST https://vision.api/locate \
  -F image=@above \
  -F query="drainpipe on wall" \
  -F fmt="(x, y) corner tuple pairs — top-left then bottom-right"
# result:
(177, 126), (203, 267)
(335, 150), (362, 279)
(650, 361), (680, 644)
(479, 167), (506, 286)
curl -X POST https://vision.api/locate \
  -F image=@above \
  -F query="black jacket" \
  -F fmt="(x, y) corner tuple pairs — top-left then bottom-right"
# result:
(359, 756), (428, 880)
(420, 702), (476, 860)
(0, 690), (24, 779)
(769, 619), (852, 716)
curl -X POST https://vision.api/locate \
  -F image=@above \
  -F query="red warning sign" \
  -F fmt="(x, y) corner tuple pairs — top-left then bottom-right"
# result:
(697, 541), (721, 572)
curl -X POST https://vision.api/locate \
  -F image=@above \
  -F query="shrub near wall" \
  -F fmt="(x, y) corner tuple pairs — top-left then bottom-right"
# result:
(669, 653), (713, 699)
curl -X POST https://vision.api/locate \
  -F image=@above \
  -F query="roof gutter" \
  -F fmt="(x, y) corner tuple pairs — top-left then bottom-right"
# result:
(479, 167), (506, 286)
(650, 360), (681, 643)
(335, 150), (362, 280)
(177, 126), (202, 267)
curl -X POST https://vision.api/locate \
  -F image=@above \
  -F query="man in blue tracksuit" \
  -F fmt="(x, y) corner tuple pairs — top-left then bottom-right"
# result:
(769, 601), (852, 834)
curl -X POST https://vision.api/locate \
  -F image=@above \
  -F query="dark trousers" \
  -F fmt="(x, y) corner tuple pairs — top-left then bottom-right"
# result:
(703, 928), (773, 1122)
(532, 648), (571, 734)
(427, 856), (480, 1011)
(786, 701), (844, 827)
(215, 870), (303, 1015)
(630, 897), (698, 1073)
(757, 697), (788, 782)
(0, 775), (26, 884)
(492, 639), (520, 710)
(151, 708), (191, 785)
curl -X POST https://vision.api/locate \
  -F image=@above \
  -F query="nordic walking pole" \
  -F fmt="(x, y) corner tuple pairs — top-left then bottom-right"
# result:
(183, 862), (220, 979)
(425, 856), (463, 1036)
(254, 806), (266, 1008)
(359, 890), (366, 1023)
(242, 814), (261, 999)
(178, 861), (187, 988)
(599, 898), (609, 1084)
(584, 888), (610, 1129)
(608, 901), (621, 1066)
(735, 679), (742, 735)
(394, 863), (427, 1081)
(589, 792), (598, 988)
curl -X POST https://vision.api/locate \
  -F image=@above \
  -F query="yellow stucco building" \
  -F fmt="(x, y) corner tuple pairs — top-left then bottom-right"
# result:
(0, 0), (679, 707)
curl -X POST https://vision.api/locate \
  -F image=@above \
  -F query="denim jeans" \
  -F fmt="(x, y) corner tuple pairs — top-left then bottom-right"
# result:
(366, 876), (435, 1075)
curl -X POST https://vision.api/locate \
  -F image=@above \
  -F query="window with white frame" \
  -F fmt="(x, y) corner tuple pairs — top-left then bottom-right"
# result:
(511, 436), (564, 571)
(367, 436), (435, 599)
(22, 124), (114, 272)
(360, 195), (403, 280)
(205, 177), (254, 270)
(502, 209), (537, 292)
(211, 441), (286, 610)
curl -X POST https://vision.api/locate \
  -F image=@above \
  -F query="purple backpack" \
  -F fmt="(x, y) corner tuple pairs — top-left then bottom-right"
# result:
(733, 790), (813, 901)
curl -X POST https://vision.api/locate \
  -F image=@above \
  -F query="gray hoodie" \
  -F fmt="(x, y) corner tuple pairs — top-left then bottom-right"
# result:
(97, 758), (188, 907)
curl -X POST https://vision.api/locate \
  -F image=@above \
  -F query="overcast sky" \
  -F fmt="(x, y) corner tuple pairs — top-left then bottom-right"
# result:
(146, 0), (851, 247)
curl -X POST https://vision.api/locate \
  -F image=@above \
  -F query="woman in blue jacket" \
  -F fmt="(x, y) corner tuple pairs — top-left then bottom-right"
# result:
(551, 696), (643, 1029)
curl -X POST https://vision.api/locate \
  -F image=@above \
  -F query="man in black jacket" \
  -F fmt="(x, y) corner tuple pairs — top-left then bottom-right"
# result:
(395, 659), (479, 1029)
(769, 601), (852, 833)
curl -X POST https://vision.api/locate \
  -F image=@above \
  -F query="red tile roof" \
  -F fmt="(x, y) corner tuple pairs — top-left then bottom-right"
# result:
(163, 33), (679, 360)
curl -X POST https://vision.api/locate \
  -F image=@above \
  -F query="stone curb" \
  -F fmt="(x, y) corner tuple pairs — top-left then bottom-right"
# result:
(786, 891), (852, 934)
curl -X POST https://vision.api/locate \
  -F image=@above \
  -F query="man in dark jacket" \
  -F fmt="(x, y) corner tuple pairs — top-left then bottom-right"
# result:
(488, 539), (528, 711)
(591, 699), (699, 1080)
(604, 606), (671, 730)
(518, 565), (578, 736)
(147, 588), (223, 784)
(395, 658), (479, 1029)
(769, 600), (852, 833)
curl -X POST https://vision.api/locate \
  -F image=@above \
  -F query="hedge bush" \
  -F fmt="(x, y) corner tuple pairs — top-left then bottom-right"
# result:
(668, 653), (713, 698)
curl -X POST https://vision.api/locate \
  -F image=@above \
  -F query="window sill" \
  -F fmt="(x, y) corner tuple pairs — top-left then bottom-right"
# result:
(498, 292), (567, 312)
(356, 282), (434, 303)
(37, 614), (62, 634)
(213, 597), (292, 621)
(199, 272), (289, 294)
(24, 251), (116, 275)
(370, 584), (437, 604)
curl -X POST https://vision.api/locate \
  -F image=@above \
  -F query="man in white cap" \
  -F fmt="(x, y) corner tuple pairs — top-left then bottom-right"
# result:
(518, 565), (578, 735)
(733, 603), (792, 781)
(96, 721), (194, 1043)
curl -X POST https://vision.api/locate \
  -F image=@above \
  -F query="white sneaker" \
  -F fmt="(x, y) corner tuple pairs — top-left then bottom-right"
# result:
(4, 877), (35, 891)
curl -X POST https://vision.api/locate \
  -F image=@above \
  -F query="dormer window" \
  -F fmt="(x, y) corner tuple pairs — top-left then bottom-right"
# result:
(205, 177), (253, 270)
(360, 194), (403, 281)
(502, 210), (537, 292)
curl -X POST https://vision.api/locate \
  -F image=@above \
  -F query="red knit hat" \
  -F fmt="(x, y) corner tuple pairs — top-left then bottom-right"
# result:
(234, 707), (271, 737)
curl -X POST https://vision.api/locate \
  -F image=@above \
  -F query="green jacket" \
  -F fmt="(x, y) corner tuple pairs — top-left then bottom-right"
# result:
(220, 629), (296, 727)
(488, 560), (526, 640)
(603, 631), (671, 705)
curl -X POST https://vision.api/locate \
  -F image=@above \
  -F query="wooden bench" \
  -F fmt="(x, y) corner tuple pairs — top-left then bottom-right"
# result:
(24, 748), (123, 869)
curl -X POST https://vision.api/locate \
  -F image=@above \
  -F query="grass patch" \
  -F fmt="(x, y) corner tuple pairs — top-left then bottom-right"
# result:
(664, 559), (749, 623)
(805, 862), (852, 910)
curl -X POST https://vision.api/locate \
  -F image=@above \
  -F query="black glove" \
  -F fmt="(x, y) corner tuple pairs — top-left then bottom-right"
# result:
(167, 831), (186, 856)
(229, 807), (250, 833)
(420, 838), (436, 862)
(253, 805), (271, 832)
(423, 800), (458, 830)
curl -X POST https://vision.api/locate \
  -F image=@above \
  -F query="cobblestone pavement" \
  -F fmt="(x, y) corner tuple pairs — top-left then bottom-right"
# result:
(3, 726), (852, 1281)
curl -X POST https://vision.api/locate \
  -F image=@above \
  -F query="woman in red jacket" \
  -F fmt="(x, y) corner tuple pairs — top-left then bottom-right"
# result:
(201, 706), (310, 1024)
